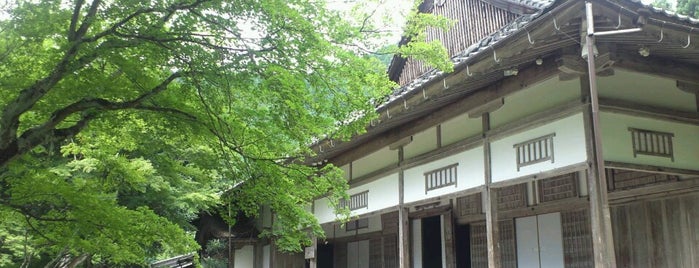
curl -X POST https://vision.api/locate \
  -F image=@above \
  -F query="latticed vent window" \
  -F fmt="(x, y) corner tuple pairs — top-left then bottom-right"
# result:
(538, 173), (578, 203)
(629, 128), (674, 161)
(340, 191), (369, 211)
(424, 163), (458, 194)
(513, 133), (556, 171)
(345, 218), (369, 231)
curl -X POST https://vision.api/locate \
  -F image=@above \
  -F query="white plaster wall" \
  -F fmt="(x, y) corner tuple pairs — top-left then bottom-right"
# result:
(262, 245), (270, 268)
(234, 245), (254, 268)
(314, 198), (335, 224)
(404, 147), (485, 203)
(600, 112), (699, 170)
(352, 147), (398, 178)
(598, 69), (697, 112)
(340, 164), (350, 180)
(441, 113), (482, 146)
(313, 173), (399, 224)
(492, 76), (580, 128)
(347, 173), (399, 217)
(491, 113), (587, 183)
(405, 127), (438, 159)
(412, 219), (423, 268)
(322, 213), (383, 239)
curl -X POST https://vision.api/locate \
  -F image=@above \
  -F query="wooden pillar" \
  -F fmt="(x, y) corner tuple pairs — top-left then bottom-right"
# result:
(443, 202), (456, 268)
(397, 146), (411, 268)
(581, 74), (617, 267)
(308, 237), (317, 268)
(583, 3), (618, 266)
(482, 113), (501, 268)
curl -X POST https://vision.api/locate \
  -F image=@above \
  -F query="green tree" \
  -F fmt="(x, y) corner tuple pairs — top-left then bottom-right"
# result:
(0, 0), (450, 266)
(677, 0), (699, 18)
(652, 0), (673, 10)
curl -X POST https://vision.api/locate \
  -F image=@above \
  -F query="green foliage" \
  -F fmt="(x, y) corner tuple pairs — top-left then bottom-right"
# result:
(0, 0), (449, 266)
(677, 0), (699, 18)
(652, 0), (674, 10)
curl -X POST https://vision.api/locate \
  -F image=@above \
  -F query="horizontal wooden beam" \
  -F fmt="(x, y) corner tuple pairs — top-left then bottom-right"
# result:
(328, 62), (560, 166)
(608, 178), (699, 205)
(605, 161), (699, 176)
(615, 52), (699, 85)
(599, 97), (699, 125)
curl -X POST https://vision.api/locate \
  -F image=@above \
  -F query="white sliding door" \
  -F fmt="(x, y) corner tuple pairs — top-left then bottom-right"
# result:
(515, 212), (564, 268)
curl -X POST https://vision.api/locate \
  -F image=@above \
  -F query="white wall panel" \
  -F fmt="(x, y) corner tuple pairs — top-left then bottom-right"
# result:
(441, 113), (482, 146)
(412, 219), (423, 268)
(538, 213), (564, 268)
(262, 245), (270, 268)
(598, 69), (697, 112)
(405, 127), (438, 159)
(352, 147), (398, 178)
(491, 113), (587, 183)
(516, 216), (540, 268)
(314, 173), (399, 224)
(600, 112), (699, 170)
(492, 76), (580, 128)
(403, 147), (485, 203)
(234, 245), (254, 268)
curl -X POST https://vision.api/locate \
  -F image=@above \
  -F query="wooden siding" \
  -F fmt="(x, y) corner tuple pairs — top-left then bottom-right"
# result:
(497, 183), (528, 210)
(370, 237), (382, 268)
(606, 169), (678, 191)
(398, 0), (518, 86)
(457, 193), (483, 216)
(611, 193), (699, 268)
(469, 220), (517, 268)
(538, 173), (579, 203)
(561, 209), (594, 268)
(383, 234), (399, 268)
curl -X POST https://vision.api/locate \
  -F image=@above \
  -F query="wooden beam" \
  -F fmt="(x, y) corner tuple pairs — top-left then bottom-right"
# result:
(580, 73), (617, 268)
(482, 113), (501, 268)
(468, 98), (504, 118)
(605, 161), (699, 176)
(599, 97), (699, 125)
(676, 81), (699, 112)
(329, 61), (560, 166)
(608, 178), (699, 204)
(397, 146), (410, 268)
(615, 52), (699, 85)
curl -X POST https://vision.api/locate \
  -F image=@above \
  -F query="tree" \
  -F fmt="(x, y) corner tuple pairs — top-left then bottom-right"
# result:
(677, 0), (699, 18)
(0, 0), (450, 266)
(652, 0), (673, 10)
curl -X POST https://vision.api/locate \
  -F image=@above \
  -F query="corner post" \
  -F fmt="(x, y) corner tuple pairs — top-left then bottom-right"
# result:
(584, 2), (617, 267)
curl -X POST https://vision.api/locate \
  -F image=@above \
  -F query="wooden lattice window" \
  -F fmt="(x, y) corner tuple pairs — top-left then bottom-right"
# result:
(424, 163), (458, 194)
(340, 191), (369, 211)
(606, 169), (678, 191)
(629, 128), (674, 161)
(457, 193), (483, 216)
(497, 183), (528, 211)
(538, 173), (578, 203)
(345, 218), (369, 231)
(514, 133), (556, 171)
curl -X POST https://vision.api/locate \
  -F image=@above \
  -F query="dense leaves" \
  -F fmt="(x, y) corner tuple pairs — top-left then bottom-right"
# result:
(0, 0), (450, 266)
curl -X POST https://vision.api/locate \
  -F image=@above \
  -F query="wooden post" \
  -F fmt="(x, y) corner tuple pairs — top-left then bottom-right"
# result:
(483, 113), (501, 268)
(583, 3), (617, 265)
(398, 146), (411, 268)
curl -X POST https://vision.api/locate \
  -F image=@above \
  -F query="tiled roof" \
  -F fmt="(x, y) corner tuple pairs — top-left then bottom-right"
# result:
(379, 0), (698, 110)
(379, 0), (556, 108)
(510, 0), (555, 9)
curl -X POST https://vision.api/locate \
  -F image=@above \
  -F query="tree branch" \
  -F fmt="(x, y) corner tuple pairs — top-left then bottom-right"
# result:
(68, 0), (86, 42)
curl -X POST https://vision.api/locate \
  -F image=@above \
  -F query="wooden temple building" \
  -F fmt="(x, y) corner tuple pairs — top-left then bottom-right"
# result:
(245, 0), (699, 267)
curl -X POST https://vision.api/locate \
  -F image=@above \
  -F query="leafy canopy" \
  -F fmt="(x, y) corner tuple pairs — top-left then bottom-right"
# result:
(0, 0), (450, 266)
